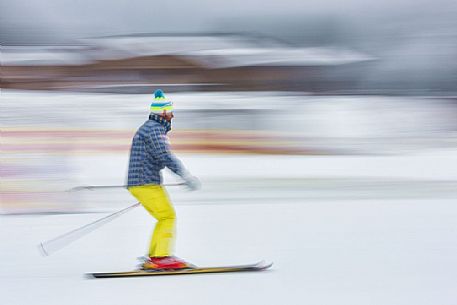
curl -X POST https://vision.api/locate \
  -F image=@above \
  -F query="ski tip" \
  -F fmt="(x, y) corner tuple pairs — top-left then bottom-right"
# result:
(256, 260), (273, 269)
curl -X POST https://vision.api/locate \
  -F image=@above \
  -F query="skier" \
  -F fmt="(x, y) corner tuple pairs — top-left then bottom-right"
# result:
(127, 89), (200, 270)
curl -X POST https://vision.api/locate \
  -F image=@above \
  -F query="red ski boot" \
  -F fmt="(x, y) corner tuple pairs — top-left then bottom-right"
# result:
(142, 256), (194, 270)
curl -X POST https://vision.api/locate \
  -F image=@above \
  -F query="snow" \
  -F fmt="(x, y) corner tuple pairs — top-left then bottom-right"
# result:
(2, 153), (457, 305)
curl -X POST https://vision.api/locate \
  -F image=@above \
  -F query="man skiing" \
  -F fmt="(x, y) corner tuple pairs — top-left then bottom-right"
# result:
(127, 89), (199, 270)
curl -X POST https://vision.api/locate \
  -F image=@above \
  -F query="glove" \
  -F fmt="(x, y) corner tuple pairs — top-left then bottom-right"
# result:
(182, 175), (201, 191)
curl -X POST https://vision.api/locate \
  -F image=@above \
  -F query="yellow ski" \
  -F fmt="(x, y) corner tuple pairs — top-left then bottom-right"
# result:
(88, 261), (272, 278)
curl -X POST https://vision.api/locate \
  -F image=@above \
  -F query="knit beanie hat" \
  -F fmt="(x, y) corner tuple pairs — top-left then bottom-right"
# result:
(150, 89), (174, 113)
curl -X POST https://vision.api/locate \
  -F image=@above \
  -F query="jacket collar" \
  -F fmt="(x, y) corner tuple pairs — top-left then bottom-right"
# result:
(149, 113), (171, 132)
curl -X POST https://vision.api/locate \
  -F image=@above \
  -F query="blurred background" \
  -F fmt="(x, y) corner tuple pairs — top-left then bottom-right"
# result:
(1, 0), (457, 214)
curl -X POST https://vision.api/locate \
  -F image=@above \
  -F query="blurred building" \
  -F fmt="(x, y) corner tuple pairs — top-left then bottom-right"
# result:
(1, 33), (374, 93)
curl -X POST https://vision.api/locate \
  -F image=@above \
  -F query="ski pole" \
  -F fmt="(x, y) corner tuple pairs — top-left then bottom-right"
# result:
(38, 202), (140, 256)
(67, 183), (185, 192)
(41, 183), (187, 256)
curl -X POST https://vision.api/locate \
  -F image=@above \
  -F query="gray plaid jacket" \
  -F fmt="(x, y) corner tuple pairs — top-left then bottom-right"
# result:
(127, 115), (184, 186)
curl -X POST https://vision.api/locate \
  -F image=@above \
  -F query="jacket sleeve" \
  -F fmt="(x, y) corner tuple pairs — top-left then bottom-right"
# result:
(148, 128), (186, 177)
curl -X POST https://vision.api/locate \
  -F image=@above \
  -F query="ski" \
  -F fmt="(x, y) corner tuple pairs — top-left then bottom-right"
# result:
(87, 261), (272, 278)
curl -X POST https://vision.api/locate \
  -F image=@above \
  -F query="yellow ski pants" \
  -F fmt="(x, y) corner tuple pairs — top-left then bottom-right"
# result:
(128, 185), (176, 257)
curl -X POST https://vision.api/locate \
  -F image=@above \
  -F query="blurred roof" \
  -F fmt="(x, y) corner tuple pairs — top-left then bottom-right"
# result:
(185, 47), (373, 67)
(1, 46), (92, 66)
(86, 33), (374, 68)
(2, 34), (374, 67)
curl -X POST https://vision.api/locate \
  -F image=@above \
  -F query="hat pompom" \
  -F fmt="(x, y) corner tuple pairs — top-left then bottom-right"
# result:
(154, 89), (165, 99)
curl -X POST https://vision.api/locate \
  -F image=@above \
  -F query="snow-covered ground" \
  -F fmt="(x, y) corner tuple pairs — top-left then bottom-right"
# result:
(2, 152), (457, 305)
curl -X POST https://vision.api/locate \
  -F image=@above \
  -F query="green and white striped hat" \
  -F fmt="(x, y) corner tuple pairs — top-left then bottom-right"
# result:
(150, 89), (174, 113)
